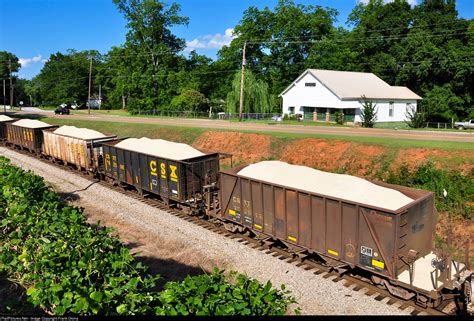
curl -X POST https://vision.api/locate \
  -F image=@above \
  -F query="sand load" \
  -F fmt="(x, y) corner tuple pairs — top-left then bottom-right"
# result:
(0, 115), (13, 122)
(12, 119), (52, 128)
(53, 125), (107, 140)
(238, 161), (414, 211)
(116, 137), (205, 160)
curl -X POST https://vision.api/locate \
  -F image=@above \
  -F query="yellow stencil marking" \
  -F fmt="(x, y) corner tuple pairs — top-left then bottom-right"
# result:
(372, 260), (385, 269)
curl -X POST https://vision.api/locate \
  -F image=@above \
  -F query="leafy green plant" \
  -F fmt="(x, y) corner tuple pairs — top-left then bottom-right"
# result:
(155, 268), (297, 316)
(386, 161), (473, 219)
(360, 95), (378, 128)
(334, 111), (344, 125)
(405, 105), (425, 128)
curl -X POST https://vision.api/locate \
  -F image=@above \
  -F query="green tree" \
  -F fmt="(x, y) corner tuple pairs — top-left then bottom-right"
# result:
(0, 51), (20, 80)
(112, 0), (189, 111)
(422, 84), (464, 122)
(360, 96), (378, 128)
(0, 51), (21, 106)
(216, 0), (336, 100)
(226, 70), (273, 114)
(31, 50), (103, 107)
(170, 89), (209, 112)
(346, 0), (472, 121)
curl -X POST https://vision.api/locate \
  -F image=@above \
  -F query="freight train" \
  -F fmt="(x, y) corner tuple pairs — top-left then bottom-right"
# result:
(0, 116), (472, 311)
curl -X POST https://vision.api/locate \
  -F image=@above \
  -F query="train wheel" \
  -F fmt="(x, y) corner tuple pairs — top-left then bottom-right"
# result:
(463, 276), (472, 308)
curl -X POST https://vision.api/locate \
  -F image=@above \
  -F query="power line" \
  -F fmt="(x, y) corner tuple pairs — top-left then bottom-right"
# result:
(244, 29), (470, 45)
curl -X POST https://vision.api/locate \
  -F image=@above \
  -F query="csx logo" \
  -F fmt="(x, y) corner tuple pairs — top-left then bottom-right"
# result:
(150, 161), (178, 182)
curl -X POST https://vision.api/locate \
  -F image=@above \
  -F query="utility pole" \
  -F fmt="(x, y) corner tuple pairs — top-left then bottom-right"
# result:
(87, 57), (92, 115)
(8, 59), (13, 110)
(98, 84), (101, 110)
(239, 41), (247, 121)
(3, 79), (6, 114)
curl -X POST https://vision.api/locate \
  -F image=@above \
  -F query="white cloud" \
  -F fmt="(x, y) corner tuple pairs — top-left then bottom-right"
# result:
(185, 28), (236, 52)
(19, 54), (44, 68)
(358, 0), (417, 6)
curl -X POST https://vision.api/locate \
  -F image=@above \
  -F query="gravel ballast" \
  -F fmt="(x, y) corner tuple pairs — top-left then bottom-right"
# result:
(0, 147), (411, 315)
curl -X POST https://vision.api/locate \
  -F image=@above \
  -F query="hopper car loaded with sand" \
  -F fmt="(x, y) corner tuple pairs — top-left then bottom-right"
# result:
(1, 117), (472, 311)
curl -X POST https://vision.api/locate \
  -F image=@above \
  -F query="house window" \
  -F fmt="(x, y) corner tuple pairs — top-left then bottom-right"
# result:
(305, 82), (316, 87)
(389, 102), (394, 117)
(288, 106), (295, 114)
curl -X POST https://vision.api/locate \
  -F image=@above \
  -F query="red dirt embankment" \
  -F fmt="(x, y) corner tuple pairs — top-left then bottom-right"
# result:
(192, 131), (474, 177)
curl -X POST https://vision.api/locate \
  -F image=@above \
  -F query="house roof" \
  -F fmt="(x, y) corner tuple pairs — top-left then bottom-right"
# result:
(280, 69), (422, 100)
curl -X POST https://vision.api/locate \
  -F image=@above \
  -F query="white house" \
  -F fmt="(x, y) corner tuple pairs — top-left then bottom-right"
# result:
(279, 69), (422, 123)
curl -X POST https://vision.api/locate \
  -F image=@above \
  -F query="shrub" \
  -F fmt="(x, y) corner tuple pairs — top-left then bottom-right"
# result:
(360, 95), (377, 128)
(386, 161), (473, 219)
(334, 111), (344, 125)
(170, 89), (209, 112)
(405, 105), (425, 128)
(155, 269), (297, 316)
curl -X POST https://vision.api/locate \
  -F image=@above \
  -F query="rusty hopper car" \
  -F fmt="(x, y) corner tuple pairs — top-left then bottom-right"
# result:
(0, 118), (15, 142)
(218, 162), (471, 306)
(102, 139), (220, 213)
(42, 128), (117, 173)
(6, 121), (58, 152)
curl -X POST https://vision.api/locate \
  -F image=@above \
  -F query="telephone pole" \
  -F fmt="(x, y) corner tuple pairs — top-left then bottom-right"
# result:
(87, 57), (92, 115)
(98, 84), (101, 110)
(239, 41), (247, 121)
(3, 79), (6, 114)
(8, 59), (13, 110)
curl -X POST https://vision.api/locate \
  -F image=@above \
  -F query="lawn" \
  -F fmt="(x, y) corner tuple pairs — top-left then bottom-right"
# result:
(38, 117), (474, 151)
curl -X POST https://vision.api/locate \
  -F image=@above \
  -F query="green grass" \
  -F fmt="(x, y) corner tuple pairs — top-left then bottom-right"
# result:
(70, 109), (468, 132)
(72, 109), (130, 116)
(38, 117), (474, 151)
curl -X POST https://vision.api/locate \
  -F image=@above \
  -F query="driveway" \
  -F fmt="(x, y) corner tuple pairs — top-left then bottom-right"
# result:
(21, 107), (54, 113)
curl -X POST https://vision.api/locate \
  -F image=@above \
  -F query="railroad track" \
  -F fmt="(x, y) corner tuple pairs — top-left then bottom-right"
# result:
(3, 146), (464, 316)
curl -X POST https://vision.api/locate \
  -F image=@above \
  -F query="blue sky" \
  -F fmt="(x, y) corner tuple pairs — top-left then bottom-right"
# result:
(1, 0), (473, 79)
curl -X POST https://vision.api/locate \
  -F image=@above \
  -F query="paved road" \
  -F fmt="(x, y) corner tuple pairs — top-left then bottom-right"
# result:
(21, 107), (54, 113)
(16, 110), (474, 143)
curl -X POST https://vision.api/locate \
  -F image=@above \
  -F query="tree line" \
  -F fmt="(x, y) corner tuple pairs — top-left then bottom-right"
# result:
(1, 0), (473, 122)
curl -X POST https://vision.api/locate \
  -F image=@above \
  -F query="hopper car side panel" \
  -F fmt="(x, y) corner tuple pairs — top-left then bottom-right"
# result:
(6, 123), (58, 152)
(0, 120), (15, 141)
(219, 168), (436, 280)
(42, 129), (117, 171)
(102, 141), (219, 206)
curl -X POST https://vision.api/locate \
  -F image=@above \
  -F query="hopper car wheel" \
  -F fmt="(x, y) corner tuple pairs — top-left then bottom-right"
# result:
(464, 276), (472, 307)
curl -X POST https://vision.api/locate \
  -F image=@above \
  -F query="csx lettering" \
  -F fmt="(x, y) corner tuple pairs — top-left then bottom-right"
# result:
(160, 163), (166, 178)
(150, 160), (158, 176)
(170, 165), (178, 182)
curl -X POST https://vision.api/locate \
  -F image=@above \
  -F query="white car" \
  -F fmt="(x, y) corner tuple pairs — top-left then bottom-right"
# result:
(271, 115), (283, 122)
(60, 103), (80, 109)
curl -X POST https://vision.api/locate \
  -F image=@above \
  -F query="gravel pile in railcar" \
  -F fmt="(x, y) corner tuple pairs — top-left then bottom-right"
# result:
(0, 115), (13, 122)
(237, 161), (413, 211)
(12, 119), (52, 128)
(115, 137), (204, 160)
(53, 125), (107, 140)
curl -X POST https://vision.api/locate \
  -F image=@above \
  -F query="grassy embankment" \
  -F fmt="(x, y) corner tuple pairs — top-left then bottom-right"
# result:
(70, 109), (465, 132)
(38, 117), (474, 151)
